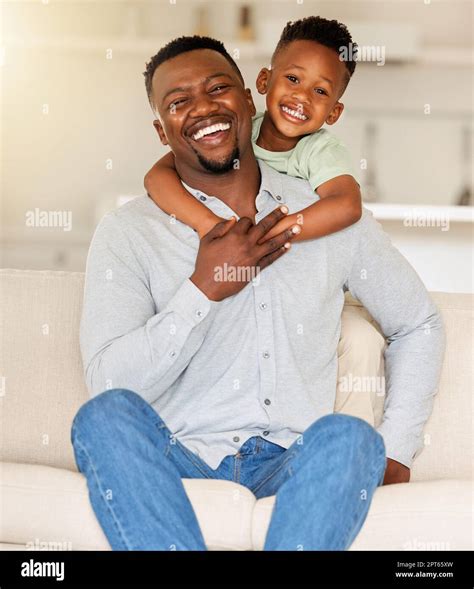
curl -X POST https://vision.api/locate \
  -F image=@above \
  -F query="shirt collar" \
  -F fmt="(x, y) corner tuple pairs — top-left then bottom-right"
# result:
(181, 158), (285, 205)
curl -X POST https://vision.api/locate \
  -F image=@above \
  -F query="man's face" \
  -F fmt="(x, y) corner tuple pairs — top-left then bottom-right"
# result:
(152, 49), (256, 174)
(257, 40), (348, 140)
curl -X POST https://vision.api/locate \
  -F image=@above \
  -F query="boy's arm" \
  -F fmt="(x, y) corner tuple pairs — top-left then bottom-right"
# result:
(145, 152), (224, 239)
(258, 174), (361, 244)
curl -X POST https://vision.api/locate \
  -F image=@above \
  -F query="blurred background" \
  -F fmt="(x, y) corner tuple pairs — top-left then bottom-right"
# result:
(1, 0), (472, 291)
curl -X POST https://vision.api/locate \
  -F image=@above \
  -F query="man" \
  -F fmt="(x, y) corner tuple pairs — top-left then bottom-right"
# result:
(72, 36), (445, 551)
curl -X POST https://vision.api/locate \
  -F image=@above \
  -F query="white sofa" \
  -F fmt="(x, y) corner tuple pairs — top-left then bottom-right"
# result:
(0, 269), (472, 551)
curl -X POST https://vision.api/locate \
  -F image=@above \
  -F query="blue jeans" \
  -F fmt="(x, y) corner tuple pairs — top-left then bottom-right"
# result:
(71, 389), (386, 551)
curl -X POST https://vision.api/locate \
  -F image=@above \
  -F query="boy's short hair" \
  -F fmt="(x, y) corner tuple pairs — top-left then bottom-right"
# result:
(273, 16), (357, 92)
(143, 35), (244, 107)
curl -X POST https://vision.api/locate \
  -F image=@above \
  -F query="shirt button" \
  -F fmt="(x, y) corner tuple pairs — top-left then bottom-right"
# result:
(169, 350), (176, 358)
(233, 436), (240, 443)
(275, 195), (282, 201)
(262, 351), (270, 359)
(259, 302), (268, 310)
(195, 309), (203, 318)
(264, 398), (271, 406)
(199, 195), (207, 201)
(263, 430), (270, 436)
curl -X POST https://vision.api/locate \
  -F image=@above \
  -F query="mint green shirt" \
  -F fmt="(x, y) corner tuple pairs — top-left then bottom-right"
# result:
(251, 111), (359, 191)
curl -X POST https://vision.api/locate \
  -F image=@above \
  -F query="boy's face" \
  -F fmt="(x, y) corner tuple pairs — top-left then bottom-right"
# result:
(257, 40), (349, 140)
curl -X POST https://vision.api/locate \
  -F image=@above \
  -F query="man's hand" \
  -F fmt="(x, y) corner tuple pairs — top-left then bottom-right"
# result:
(382, 457), (410, 485)
(190, 206), (301, 302)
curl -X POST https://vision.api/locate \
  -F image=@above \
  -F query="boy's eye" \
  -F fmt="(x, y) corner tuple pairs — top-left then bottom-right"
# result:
(286, 75), (298, 83)
(315, 88), (327, 96)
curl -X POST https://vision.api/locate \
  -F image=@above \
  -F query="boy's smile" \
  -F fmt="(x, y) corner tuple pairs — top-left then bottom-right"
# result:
(256, 40), (348, 151)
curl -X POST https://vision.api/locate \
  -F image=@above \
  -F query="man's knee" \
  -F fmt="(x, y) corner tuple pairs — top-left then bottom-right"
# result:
(302, 413), (385, 457)
(71, 388), (149, 439)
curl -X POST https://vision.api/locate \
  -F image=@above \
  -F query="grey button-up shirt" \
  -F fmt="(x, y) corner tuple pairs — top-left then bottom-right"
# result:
(80, 160), (445, 470)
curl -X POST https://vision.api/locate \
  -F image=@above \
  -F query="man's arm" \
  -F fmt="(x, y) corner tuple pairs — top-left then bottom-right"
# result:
(345, 209), (446, 479)
(79, 212), (222, 403)
(80, 206), (298, 404)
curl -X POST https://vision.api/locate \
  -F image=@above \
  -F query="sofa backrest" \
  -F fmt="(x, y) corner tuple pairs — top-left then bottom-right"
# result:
(1, 269), (472, 480)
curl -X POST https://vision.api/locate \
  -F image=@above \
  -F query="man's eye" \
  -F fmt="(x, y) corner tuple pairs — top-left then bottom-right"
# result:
(286, 75), (298, 83)
(210, 84), (228, 93)
(169, 98), (186, 110)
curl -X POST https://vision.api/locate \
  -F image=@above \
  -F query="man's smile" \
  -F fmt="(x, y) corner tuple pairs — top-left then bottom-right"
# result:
(186, 116), (234, 147)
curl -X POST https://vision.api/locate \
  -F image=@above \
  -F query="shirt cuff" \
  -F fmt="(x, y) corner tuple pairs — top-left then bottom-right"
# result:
(376, 421), (422, 469)
(162, 277), (218, 327)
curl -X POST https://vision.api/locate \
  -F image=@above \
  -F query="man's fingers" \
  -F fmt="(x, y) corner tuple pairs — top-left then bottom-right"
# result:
(233, 216), (254, 234)
(258, 242), (291, 271)
(205, 217), (237, 240)
(258, 225), (300, 256)
(249, 205), (289, 242)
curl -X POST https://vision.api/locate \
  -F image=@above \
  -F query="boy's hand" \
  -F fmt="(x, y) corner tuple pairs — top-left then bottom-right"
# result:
(382, 458), (410, 485)
(197, 215), (230, 240)
(190, 206), (301, 301)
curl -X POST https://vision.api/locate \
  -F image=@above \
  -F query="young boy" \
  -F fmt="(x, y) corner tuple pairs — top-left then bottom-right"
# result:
(145, 16), (362, 242)
(145, 16), (384, 426)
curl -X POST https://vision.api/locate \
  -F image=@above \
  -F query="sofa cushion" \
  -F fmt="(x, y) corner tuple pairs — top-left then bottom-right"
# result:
(0, 462), (255, 551)
(1, 269), (472, 481)
(3, 462), (471, 552)
(252, 479), (473, 551)
(0, 270), (89, 471)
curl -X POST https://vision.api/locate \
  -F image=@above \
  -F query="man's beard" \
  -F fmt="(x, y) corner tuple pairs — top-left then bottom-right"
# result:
(191, 144), (240, 174)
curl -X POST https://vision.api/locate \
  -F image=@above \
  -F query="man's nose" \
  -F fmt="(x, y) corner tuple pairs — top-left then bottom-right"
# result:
(189, 93), (220, 118)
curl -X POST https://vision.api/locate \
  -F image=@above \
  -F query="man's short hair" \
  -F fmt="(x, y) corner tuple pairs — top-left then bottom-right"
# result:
(143, 35), (245, 107)
(273, 16), (358, 91)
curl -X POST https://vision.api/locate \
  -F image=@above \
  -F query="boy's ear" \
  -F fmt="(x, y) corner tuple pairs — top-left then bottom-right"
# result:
(245, 87), (257, 117)
(325, 102), (344, 126)
(153, 119), (168, 146)
(256, 67), (271, 95)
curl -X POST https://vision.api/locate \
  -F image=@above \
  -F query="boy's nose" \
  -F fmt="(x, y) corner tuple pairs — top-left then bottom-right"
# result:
(290, 90), (310, 105)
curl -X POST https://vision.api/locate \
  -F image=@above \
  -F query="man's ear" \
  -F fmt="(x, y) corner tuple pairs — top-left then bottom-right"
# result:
(245, 88), (257, 117)
(325, 102), (344, 126)
(153, 119), (168, 146)
(256, 67), (271, 95)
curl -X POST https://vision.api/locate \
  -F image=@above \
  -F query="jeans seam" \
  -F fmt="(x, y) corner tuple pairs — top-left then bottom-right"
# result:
(175, 440), (213, 479)
(133, 395), (211, 479)
(233, 455), (240, 483)
(338, 441), (387, 549)
(251, 451), (295, 495)
(73, 433), (132, 550)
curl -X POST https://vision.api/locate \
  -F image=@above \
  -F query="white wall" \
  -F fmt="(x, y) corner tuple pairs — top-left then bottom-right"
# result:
(1, 0), (472, 293)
